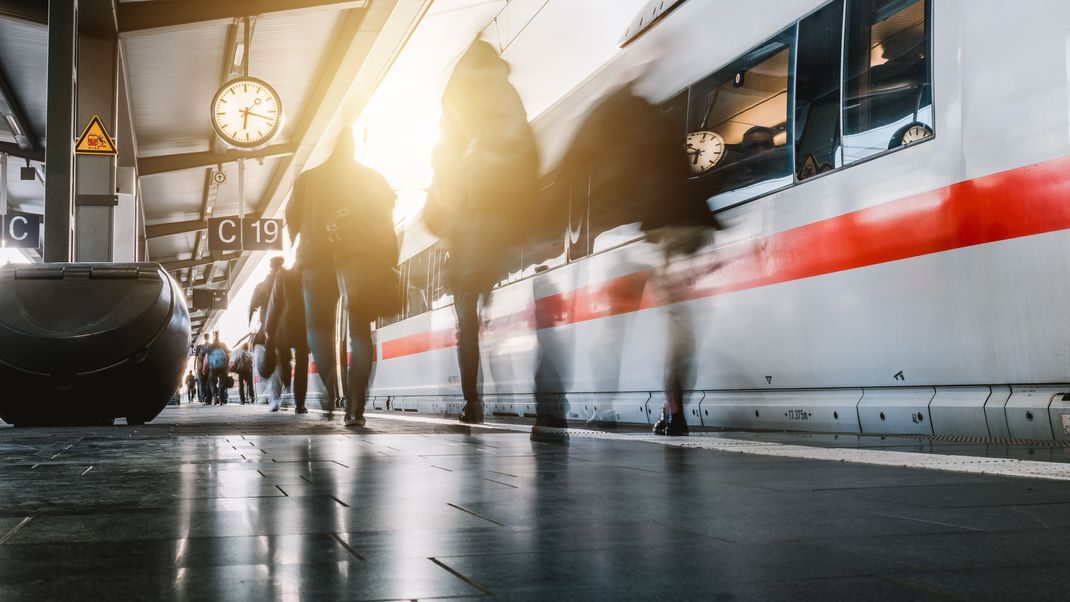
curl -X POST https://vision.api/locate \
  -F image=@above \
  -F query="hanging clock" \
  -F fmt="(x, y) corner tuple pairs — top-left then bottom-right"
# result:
(210, 76), (284, 149)
(889, 121), (933, 149)
(685, 130), (725, 174)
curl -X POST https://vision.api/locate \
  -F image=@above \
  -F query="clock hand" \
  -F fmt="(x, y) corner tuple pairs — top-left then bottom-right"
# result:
(244, 110), (274, 121)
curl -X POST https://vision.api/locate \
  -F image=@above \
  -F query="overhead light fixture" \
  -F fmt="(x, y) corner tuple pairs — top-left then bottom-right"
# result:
(4, 114), (22, 139)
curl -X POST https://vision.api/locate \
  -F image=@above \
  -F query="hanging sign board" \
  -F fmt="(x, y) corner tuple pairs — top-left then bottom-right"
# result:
(191, 288), (228, 310)
(207, 217), (242, 251)
(75, 115), (117, 156)
(208, 218), (284, 251)
(2, 212), (41, 249)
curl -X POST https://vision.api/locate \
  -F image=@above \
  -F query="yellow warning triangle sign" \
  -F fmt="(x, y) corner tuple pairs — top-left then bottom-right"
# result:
(75, 115), (117, 155)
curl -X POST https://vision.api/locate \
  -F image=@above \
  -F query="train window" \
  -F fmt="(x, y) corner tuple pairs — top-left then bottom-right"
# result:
(687, 29), (796, 210)
(795, 1), (845, 180)
(842, 0), (932, 163)
(429, 245), (453, 310)
(402, 248), (431, 319)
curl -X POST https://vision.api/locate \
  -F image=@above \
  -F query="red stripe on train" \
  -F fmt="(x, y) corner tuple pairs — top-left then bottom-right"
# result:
(381, 155), (1070, 360)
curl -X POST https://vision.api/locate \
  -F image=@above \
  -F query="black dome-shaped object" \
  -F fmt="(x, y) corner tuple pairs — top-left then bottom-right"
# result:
(0, 263), (191, 426)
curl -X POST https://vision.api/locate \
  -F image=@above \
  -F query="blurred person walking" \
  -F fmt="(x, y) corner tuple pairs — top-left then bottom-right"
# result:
(194, 333), (212, 404)
(425, 39), (538, 424)
(287, 127), (399, 426)
(261, 263), (311, 414)
(560, 82), (720, 436)
(203, 331), (231, 406)
(231, 343), (255, 405)
(185, 370), (197, 403)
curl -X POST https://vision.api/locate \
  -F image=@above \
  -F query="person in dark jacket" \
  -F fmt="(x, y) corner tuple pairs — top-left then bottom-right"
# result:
(559, 82), (720, 436)
(231, 343), (255, 405)
(185, 370), (197, 403)
(250, 257), (285, 329)
(426, 39), (538, 424)
(262, 265), (310, 414)
(194, 334), (212, 404)
(286, 127), (397, 426)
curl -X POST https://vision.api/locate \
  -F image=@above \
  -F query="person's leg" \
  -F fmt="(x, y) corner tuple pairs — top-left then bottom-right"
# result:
(344, 308), (373, 425)
(244, 370), (255, 404)
(293, 345), (309, 413)
(303, 267), (340, 416)
(454, 288), (483, 423)
(238, 373), (247, 404)
(209, 370), (220, 404)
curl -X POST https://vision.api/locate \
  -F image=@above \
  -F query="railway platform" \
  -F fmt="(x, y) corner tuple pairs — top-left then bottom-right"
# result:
(2, 404), (1070, 600)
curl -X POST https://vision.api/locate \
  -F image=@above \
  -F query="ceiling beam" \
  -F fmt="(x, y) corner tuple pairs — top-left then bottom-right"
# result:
(138, 143), (296, 176)
(118, 0), (365, 32)
(162, 252), (240, 271)
(146, 218), (206, 239)
(0, 142), (42, 163)
(0, 0), (47, 24)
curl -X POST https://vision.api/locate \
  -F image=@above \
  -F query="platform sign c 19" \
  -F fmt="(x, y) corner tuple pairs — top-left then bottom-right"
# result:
(2, 212), (41, 248)
(208, 217), (283, 251)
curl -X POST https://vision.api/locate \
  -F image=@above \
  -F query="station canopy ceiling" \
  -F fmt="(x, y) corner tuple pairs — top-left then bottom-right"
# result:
(0, 0), (428, 337)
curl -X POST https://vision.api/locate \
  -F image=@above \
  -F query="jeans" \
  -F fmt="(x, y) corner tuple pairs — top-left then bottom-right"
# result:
(238, 369), (255, 404)
(197, 373), (210, 403)
(303, 265), (373, 417)
(209, 368), (227, 404)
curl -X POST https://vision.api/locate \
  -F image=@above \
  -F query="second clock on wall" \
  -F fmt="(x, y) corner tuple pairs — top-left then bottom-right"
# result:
(211, 76), (283, 149)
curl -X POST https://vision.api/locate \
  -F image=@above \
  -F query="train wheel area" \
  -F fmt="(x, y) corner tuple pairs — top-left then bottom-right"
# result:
(2, 403), (1070, 600)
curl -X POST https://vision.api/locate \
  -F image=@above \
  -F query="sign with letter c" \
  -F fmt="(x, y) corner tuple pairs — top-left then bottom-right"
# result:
(2, 212), (41, 249)
(207, 217), (242, 251)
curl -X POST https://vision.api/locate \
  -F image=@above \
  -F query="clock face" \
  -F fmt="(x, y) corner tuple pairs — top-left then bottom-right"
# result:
(900, 123), (933, 146)
(211, 77), (283, 148)
(685, 130), (725, 174)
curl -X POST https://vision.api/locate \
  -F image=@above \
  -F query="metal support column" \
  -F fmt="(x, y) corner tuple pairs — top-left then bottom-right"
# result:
(74, 30), (118, 262)
(44, 0), (79, 263)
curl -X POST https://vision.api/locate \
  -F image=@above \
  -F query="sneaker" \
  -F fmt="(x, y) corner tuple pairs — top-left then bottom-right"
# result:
(344, 413), (366, 427)
(295, 407), (308, 414)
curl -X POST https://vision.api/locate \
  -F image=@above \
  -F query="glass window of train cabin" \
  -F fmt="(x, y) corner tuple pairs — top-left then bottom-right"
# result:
(429, 245), (453, 311)
(687, 30), (795, 210)
(402, 249), (431, 319)
(795, 0), (845, 180)
(842, 0), (932, 163)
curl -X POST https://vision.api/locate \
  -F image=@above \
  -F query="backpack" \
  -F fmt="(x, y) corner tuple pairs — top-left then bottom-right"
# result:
(208, 347), (227, 370)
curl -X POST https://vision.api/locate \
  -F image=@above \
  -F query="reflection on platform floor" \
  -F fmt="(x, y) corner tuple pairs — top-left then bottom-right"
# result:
(1, 405), (1070, 600)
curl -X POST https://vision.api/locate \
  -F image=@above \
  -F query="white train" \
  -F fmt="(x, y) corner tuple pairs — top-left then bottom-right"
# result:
(306, 0), (1070, 441)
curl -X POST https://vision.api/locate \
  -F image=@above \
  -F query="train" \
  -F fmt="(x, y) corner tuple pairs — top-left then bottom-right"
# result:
(297, 0), (1070, 441)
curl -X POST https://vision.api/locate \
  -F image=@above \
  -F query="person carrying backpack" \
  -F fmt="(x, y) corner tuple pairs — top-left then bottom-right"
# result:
(286, 126), (399, 426)
(425, 39), (538, 424)
(202, 331), (231, 406)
